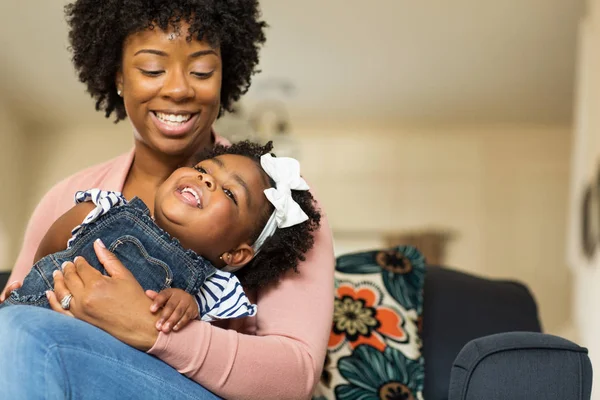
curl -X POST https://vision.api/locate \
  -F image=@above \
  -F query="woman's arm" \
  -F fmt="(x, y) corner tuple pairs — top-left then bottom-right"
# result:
(4, 153), (125, 293)
(0, 199), (95, 303)
(52, 213), (334, 399)
(149, 215), (335, 399)
(2, 180), (73, 296)
(47, 192), (334, 399)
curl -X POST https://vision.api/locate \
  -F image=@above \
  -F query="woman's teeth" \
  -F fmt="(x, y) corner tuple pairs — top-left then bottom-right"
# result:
(155, 112), (192, 125)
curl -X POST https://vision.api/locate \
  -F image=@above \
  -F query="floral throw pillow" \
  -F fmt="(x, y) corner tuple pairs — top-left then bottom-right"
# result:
(313, 246), (426, 400)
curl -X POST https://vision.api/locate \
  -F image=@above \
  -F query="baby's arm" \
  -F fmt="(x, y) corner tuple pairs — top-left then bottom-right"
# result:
(147, 289), (199, 333)
(33, 202), (96, 264)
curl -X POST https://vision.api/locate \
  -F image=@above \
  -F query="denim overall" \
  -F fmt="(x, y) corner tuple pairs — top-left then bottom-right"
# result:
(2, 197), (216, 309)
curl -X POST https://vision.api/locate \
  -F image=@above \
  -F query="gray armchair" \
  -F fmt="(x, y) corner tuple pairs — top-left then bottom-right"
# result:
(449, 332), (592, 399)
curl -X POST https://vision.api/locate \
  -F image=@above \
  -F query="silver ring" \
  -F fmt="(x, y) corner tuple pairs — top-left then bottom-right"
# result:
(60, 293), (73, 310)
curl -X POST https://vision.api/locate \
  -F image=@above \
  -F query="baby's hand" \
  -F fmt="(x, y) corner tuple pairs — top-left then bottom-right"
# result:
(146, 288), (199, 333)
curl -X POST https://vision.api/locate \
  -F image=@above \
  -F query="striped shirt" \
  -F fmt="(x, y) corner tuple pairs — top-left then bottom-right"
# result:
(68, 189), (257, 322)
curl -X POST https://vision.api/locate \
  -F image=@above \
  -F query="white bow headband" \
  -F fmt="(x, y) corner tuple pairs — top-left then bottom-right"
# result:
(222, 154), (309, 273)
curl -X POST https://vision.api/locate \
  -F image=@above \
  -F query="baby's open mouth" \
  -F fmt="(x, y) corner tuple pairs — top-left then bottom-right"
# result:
(177, 186), (202, 208)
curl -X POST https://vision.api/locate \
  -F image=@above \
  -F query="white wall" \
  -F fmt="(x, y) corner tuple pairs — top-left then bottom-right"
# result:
(567, 6), (600, 397)
(295, 124), (573, 335)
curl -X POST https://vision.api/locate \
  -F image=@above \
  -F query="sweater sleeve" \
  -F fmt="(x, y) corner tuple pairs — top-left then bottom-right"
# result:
(148, 213), (335, 400)
(5, 153), (130, 290)
(6, 179), (72, 286)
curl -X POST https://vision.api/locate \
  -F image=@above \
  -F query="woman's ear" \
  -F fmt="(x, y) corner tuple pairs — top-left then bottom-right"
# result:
(115, 71), (123, 96)
(222, 244), (255, 269)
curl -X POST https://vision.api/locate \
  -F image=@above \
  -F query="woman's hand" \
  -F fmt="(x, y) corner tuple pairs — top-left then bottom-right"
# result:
(0, 281), (22, 303)
(47, 239), (160, 351)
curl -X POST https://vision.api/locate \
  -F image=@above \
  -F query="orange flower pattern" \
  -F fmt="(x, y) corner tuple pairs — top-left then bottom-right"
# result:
(328, 282), (407, 352)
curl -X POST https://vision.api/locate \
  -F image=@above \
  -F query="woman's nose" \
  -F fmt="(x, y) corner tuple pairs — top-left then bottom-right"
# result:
(161, 69), (194, 102)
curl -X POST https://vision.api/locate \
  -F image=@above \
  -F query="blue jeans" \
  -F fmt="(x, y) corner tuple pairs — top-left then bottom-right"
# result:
(3, 197), (215, 308)
(0, 306), (220, 399)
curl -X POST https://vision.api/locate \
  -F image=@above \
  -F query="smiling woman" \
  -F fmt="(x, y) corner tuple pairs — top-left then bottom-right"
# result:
(0, 1), (335, 400)
(118, 27), (222, 159)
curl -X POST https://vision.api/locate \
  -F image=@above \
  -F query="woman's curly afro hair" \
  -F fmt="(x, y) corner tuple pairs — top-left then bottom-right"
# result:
(195, 141), (322, 289)
(65, 0), (266, 121)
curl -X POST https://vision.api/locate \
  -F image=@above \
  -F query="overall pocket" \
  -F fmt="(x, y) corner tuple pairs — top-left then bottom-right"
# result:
(109, 235), (174, 292)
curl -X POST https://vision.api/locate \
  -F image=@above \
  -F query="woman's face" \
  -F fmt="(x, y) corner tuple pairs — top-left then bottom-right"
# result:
(117, 23), (222, 158)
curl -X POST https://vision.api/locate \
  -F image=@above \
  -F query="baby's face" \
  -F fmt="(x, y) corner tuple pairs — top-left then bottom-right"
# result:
(154, 154), (271, 264)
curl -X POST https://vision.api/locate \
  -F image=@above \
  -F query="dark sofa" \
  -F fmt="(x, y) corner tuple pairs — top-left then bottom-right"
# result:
(0, 273), (9, 297)
(422, 266), (542, 399)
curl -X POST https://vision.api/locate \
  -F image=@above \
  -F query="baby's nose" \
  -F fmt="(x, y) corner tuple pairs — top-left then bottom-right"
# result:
(198, 173), (214, 189)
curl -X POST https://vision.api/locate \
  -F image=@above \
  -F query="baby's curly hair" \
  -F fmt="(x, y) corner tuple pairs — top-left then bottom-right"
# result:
(64, 0), (266, 121)
(195, 141), (322, 289)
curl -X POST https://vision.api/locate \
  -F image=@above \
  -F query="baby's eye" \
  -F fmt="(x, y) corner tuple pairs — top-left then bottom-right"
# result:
(223, 188), (238, 205)
(194, 165), (207, 173)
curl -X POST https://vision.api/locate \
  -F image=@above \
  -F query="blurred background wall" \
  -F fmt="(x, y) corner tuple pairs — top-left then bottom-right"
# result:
(0, 0), (588, 367)
(567, 0), (600, 396)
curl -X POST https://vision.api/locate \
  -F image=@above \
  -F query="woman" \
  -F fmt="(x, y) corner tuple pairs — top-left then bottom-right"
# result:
(0, 1), (334, 399)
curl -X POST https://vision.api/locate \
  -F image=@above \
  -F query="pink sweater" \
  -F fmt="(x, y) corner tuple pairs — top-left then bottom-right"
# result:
(8, 145), (335, 400)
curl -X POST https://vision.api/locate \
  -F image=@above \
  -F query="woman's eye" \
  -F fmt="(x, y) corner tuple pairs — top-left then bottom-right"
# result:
(223, 188), (238, 205)
(139, 69), (164, 77)
(194, 166), (207, 173)
(192, 71), (214, 79)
